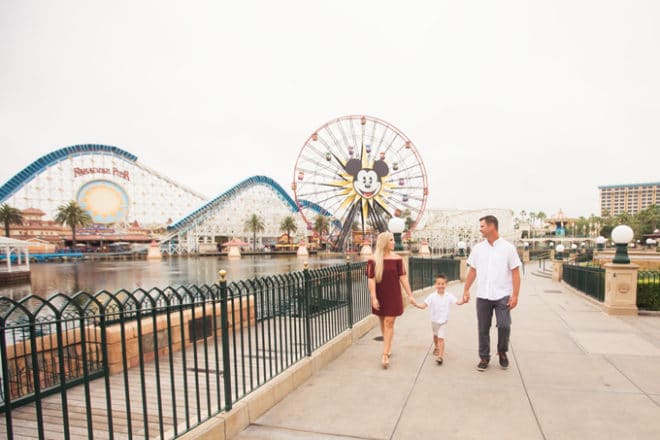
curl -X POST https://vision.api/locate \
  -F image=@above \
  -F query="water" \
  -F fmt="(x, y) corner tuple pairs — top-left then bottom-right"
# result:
(0, 254), (356, 300)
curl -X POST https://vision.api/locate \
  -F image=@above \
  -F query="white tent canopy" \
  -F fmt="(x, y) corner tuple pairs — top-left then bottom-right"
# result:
(0, 236), (31, 272)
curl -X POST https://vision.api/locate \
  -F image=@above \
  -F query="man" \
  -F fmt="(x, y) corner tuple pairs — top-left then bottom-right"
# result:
(463, 215), (521, 371)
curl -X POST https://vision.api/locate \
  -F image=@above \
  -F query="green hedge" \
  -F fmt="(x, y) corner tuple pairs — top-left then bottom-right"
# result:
(637, 274), (660, 310)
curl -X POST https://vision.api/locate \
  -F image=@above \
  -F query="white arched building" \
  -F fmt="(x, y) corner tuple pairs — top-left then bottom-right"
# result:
(412, 208), (518, 253)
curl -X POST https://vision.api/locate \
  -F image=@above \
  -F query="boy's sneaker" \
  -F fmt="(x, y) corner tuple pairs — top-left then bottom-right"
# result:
(477, 359), (489, 371)
(498, 352), (509, 369)
(435, 356), (443, 365)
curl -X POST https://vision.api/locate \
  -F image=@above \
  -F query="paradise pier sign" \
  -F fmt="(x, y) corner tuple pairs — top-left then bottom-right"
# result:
(74, 167), (130, 181)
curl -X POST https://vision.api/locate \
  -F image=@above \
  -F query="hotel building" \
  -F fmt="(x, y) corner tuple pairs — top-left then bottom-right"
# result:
(598, 182), (659, 216)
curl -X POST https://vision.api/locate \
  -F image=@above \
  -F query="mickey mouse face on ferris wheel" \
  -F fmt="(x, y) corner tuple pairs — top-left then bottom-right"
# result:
(345, 158), (389, 200)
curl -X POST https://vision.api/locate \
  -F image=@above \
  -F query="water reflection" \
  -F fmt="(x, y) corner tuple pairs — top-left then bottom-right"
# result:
(0, 255), (356, 300)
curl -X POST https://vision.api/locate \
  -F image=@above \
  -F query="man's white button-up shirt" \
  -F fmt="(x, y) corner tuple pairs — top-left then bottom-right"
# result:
(466, 238), (521, 300)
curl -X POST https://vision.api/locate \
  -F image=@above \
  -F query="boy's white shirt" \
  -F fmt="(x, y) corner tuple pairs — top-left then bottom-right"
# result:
(424, 291), (458, 324)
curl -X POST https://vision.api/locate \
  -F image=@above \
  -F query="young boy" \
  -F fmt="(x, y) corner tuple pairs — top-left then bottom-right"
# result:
(413, 274), (464, 364)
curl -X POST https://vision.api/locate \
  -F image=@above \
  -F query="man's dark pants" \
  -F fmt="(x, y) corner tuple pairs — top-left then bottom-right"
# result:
(476, 296), (511, 360)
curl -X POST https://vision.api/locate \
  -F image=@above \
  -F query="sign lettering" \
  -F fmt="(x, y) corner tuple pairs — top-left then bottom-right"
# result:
(73, 167), (130, 181)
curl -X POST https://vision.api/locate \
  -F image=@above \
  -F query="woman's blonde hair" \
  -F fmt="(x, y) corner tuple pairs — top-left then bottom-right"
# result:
(373, 232), (393, 283)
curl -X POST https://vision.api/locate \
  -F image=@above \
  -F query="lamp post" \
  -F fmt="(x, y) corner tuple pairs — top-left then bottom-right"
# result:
(457, 240), (467, 257)
(596, 236), (606, 251)
(555, 244), (565, 260)
(388, 217), (406, 251)
(611, 225), (634, 264)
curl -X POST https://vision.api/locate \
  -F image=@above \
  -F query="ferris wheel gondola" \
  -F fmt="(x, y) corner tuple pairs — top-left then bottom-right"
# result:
(292, 115), (428, 249)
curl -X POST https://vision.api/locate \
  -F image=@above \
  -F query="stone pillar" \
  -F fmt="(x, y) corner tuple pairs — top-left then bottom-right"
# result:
(227, 245), (241, 258)
(552, 260), (563, 282)
(522, 248), (530, 263)
(296, 243), (309, 257)
(458, 257), (468, 282)
(147, 240), (162, 260)
(360, 241), (373, 256)
(603, 263), (639, 315)
(549, 249), (555, 261)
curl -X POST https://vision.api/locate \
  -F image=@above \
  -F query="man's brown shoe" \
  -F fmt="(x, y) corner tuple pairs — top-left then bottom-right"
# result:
(498, 352), (509, 369)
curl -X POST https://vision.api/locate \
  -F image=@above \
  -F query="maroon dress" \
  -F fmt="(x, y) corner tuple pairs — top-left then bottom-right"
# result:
(367, 258), (405, 317)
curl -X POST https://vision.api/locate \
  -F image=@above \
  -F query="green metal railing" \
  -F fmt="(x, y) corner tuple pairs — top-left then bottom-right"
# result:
(562, 263), (605, 301)
(637, 270), (660, 311)
(0, 260), (369, 440)
(408, 257), (460, 291)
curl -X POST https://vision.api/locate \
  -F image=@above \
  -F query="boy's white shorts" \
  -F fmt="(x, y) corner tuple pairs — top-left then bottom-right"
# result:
(431, 321), (447, 339)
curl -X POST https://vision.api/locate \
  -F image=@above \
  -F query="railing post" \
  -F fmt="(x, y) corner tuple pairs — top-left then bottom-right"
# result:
(303, 263), (313, 356)
(346, 257), (353, 329)
(218, 270), (232, 411)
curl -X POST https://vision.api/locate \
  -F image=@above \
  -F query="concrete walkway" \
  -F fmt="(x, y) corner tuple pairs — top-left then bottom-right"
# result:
(235, 271), (660, 439)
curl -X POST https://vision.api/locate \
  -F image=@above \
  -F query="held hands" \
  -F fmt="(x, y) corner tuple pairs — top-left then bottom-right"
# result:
(462, 291), (470, 304)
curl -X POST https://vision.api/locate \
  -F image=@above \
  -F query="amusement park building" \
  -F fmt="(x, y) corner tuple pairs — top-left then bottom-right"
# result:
(0, 145), (206, 228)
(0, 145), (316, 254)
(413, 208), (518, 252)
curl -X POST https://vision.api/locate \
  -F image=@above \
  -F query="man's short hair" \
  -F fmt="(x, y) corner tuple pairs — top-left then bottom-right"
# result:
(435, 273), (447, 281)
(479, 215), (499, 230)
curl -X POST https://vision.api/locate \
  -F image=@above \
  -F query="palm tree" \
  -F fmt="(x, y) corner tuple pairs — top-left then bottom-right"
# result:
(55, 201), (92, 248)
(0, 204), (24, 237)
(280, 216), (297, 245)
(528, 212), (536, 238)
(313, 215), (330, 250)
(244, 213), (265, 251)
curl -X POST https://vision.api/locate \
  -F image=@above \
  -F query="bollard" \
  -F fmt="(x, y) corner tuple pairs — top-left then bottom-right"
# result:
(346, 256), (354, 329)
(218, 270), (232, 411)
(303, 262), (312, 357)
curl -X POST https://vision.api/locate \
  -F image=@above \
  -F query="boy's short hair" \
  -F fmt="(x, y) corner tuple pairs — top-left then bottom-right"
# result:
(435, 274), (447, 281)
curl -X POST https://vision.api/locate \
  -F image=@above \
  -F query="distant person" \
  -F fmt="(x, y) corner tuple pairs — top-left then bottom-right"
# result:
(413, 273), (464, 364)
(463, 215), (521, 371)
(367, 231), (415, 369)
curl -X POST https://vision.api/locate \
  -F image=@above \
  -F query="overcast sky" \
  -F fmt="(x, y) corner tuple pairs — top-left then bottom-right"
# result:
(1, 0), (658, 219)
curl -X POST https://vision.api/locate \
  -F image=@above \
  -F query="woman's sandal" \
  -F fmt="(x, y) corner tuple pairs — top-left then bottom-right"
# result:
(381, 353), (390, 369)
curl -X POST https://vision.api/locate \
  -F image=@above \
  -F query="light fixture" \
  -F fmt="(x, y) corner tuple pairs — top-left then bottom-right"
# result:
(388, 217), (406, 251)
(555, 244), (565, 260)
(611, 225), (634, 264)
(457, 240), (467, 257)
(595, 235), (606, 250)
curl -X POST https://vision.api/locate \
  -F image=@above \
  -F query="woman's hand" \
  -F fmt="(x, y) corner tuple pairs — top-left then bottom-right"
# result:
(371, 296), (380, 310)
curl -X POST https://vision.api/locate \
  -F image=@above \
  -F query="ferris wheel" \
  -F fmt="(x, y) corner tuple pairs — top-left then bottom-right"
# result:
(292, 115), (428, 249)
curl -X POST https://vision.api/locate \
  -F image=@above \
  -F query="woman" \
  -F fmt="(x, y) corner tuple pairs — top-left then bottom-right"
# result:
(367, 231), (415, 369)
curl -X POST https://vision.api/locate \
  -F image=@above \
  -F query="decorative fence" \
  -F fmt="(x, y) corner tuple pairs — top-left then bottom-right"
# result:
(637, 271), (660, 311)
(562, 263), (605, 302)
(408, 257), (460, 291)
(0, 261), (371, 440)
